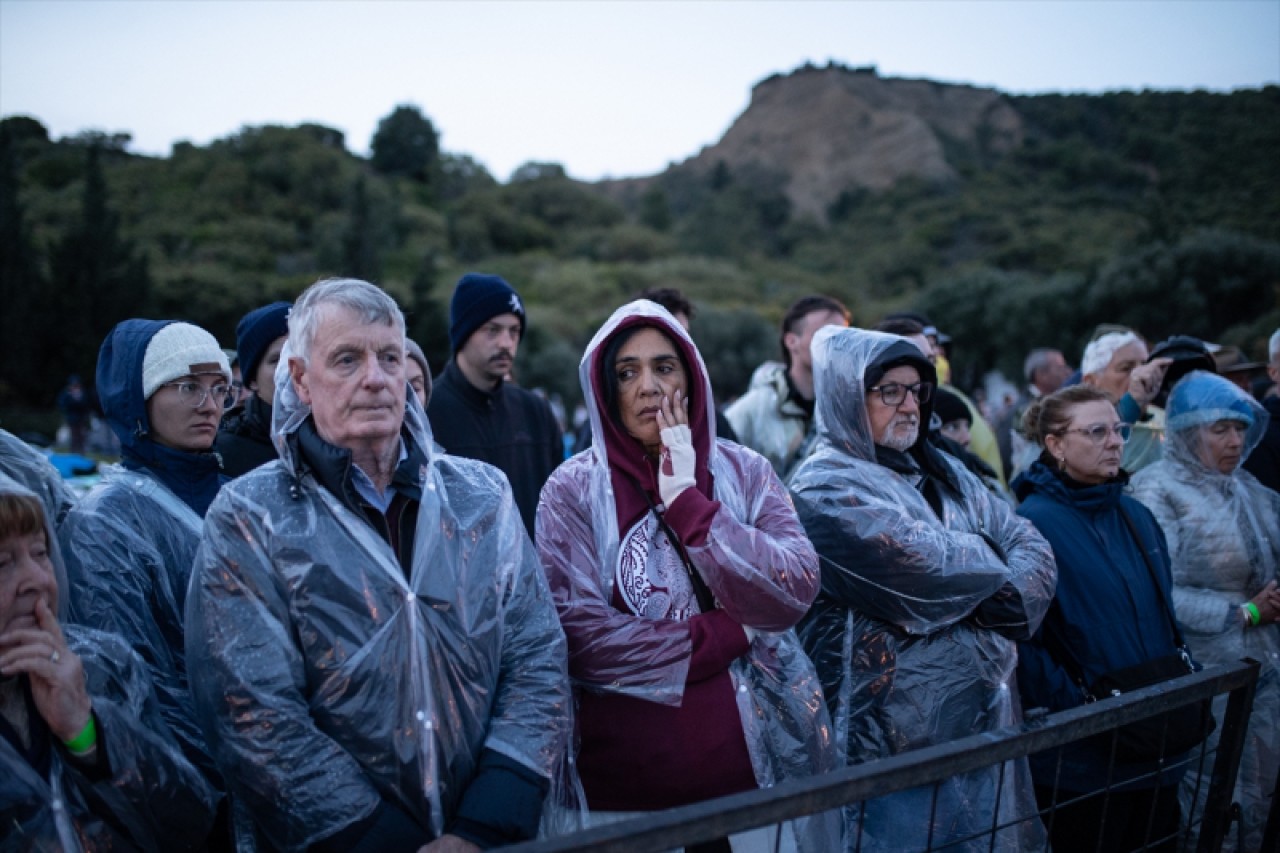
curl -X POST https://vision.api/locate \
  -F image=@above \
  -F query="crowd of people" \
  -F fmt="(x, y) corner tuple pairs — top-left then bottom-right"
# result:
(2, 272), (1278, 853)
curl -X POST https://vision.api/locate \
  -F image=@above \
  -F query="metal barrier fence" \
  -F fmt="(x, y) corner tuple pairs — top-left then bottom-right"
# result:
(509, 658), (1262, 853)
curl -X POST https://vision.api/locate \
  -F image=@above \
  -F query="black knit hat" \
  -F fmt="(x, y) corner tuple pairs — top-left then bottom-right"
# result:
(449, 273), (526, 353)
(932, 387), (971, 426)
(1148, 334), (1215, 396)
(236, 301), (291, 384)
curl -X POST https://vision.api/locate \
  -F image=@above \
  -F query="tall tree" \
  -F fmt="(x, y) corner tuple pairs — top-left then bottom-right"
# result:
(370, 104), (439, 187)
(340, 175), (381, 281)
(47, 144), (152, 396)
(0, 124), (49, 403)
(406, 253), (450, 373)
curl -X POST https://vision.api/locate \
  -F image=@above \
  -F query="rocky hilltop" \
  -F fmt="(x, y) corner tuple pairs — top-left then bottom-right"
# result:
(608, 63), (1026, 222)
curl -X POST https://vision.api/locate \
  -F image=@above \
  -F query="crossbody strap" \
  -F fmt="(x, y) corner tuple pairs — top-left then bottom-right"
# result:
(621, 471), (717, 614)
(1116, 502), (1189, 651)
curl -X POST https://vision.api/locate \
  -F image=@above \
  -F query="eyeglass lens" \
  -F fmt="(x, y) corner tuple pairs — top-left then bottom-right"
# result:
(175, 381), (234, 410)
(878, 382), (933, 406)
(1079, 424), (1131, 443)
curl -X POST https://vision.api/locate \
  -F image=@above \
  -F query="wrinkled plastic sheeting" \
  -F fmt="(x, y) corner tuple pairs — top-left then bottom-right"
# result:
(183, 338), (575, 850)
(0, 474), (219, 850)
(1131, 370), (1280, 851)
(792, 326), (1056, 852)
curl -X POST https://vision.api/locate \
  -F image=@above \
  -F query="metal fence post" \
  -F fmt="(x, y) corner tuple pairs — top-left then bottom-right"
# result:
(1262, 760), (1280, 853)
(1197, 658), (1259, 853)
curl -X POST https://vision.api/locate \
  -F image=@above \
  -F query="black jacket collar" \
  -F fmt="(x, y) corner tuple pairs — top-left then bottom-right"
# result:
(290, 419), (425, 518)
(441, 359), (505, 410)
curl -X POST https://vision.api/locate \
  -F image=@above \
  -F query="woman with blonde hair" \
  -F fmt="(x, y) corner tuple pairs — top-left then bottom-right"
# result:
(1014, 384), (1194, 852)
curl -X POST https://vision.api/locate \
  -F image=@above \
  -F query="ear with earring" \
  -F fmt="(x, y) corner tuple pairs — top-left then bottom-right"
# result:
(1056, 455), (1066, 471)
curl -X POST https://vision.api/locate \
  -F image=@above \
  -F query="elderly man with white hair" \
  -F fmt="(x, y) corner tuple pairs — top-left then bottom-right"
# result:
(1080, 330), (1172, 473)
(184, 278), (572, 852)
(1242, 328), (1280, 491)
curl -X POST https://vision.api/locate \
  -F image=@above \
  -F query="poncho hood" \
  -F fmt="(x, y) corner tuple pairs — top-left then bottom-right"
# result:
(1164, 370), (1270, 476)
(811, 327), (937, 462)
(580, 300), (715, 532)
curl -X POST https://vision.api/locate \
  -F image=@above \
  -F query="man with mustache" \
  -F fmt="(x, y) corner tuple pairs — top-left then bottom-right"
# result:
(427, 273), (563, 538)
(790, 327), (1056, 851)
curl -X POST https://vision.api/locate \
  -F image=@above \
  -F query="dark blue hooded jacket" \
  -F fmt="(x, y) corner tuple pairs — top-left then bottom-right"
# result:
(1013, 458), (1186, 791)
(95, 318), (226, 515)
(58, 319), (227, 787)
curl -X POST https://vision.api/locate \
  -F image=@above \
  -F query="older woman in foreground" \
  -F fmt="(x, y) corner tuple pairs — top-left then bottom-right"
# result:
(0, 474), (217, 849)
(1133, 371), (1280, 852)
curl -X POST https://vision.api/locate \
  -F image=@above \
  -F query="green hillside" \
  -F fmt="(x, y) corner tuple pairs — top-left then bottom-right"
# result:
(3, 81), (1278, 411)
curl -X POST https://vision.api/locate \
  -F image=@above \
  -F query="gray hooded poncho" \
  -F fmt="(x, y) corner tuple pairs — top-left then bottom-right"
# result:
(790, 327), (1056, 852)
(1132, 370), (1280, 851)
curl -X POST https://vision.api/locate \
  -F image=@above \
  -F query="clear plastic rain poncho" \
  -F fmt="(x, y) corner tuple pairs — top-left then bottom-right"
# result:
(0, 429), (77, 527)
(57, 454), (219, 786)
(0, 474), (219, 850)
(1131, 371), (1280, 851)
(183, 337), (572, 851)
(535, 301), (837, 846)
(789, 327), (1056, 852)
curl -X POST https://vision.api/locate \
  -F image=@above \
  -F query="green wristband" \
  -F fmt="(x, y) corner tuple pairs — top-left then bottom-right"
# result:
(63, 714), (97, 754)
(1243, 602), (1261, 627)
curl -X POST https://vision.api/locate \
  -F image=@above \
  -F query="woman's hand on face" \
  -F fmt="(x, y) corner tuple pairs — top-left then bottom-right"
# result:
(0, 598), (92, 741)
(656, 391), (689, 431)
(656, 394), (697, 507)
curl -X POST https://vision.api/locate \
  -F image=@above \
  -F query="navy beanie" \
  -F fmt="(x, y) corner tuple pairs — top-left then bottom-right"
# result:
(449, 274), (526, 353)
(236, 301), (292, 384)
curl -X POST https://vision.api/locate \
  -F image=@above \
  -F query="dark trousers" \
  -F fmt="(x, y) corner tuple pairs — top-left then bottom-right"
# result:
(1036, 783), (1181, 852)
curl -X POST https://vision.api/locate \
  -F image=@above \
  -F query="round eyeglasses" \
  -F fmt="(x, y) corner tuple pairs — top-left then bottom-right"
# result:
(1060, 423), (1132, 444)
(159, 380), (237, 410)
(867, 381), (934, 407)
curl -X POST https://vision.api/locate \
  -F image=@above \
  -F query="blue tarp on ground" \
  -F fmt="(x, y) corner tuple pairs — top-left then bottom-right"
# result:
(45, 452), (99, 478)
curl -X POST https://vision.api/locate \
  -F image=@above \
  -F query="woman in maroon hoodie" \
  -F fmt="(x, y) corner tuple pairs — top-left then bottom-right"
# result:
(536, 300), (835, 851)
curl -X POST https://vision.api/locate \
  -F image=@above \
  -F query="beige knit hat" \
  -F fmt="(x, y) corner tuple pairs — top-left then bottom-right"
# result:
(141, 322), (231, 400)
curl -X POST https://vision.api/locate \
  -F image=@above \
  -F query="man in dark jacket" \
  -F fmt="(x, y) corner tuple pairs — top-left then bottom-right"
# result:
(216, 300), (291, 477)
(427, 273), (563, 537)
(186, 278), (571, 852)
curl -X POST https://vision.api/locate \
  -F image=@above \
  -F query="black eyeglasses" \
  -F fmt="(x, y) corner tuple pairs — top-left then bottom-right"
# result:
(1059, 423), (1132, 444)
(159, 380), (236, 410)
(867, 381), (934, 407)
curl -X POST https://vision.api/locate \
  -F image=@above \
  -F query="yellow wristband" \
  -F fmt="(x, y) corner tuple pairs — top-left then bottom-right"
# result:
(1243, 602), (1261, 627)
(63, 714), (97, 754)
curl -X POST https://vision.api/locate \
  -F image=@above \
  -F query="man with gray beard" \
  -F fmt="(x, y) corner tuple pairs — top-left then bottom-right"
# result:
(789, 327), (1056, 852)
